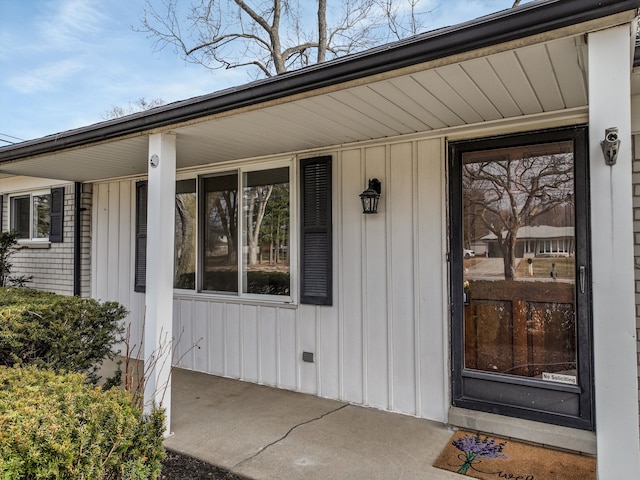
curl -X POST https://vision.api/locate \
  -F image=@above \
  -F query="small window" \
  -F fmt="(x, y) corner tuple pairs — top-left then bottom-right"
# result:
(9, 190), (60, 241)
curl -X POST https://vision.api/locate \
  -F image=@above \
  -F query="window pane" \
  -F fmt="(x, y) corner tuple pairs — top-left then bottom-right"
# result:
(202, 174), (238, 293)
(174, 179), (197, 289)
(32, 194), (51, 239)
(10, 196), (30, 238)
(462, 141), (577, 381)
(242, 167), (290, 296)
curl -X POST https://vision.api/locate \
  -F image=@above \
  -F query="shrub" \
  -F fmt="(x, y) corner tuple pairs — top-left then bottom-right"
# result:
(0, 231), (32, 287)
(0, 366), (165, 480)
(0, 288), (127, 383)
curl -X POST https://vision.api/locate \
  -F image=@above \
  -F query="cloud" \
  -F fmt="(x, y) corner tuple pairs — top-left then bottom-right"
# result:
(38, 0), (107, 50)
(7, 58), (86, 94)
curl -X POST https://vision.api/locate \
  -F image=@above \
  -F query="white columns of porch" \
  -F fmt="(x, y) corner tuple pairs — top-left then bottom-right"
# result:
(143, 133), (176, 434)
(588, 25), (640, 478)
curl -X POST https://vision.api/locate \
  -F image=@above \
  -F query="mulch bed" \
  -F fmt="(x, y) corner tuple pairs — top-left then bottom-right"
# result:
(161, 449), (247, 480)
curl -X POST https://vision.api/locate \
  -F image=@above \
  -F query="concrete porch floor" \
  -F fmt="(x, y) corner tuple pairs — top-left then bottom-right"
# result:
(163, 368), (462, 479)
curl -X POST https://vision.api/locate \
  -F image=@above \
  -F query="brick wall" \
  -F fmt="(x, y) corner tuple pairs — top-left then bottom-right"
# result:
(1, 183), (92, 297)
(634, 134), (640, 436)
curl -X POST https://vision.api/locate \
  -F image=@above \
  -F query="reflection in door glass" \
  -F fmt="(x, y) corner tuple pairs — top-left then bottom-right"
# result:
(462, 141), (577, 382)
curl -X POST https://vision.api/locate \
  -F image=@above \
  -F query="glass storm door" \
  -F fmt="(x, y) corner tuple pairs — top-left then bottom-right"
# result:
(449, 127), (593, 430)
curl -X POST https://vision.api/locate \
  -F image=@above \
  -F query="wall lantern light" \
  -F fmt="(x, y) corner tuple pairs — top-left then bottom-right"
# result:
(601, 127), (620, 166)
(359, 178), (382, 214)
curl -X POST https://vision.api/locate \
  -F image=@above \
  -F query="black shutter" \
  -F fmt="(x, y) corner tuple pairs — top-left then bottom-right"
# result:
(300, 156), (332, 305)
(49, 187), (64, 242)
(134, 181), (148, 293)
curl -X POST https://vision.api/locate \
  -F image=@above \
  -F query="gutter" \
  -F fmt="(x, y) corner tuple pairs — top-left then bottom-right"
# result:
(1, 0), (638, 163)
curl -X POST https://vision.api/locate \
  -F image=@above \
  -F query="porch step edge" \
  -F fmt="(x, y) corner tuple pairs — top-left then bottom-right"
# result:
(447, 406), (597, 455)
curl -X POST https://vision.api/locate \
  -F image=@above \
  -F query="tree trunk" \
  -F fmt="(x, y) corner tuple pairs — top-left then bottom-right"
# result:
(317, 0), (327, 63)
(247, 186), (273, 265)
(502, 231), (517, 280)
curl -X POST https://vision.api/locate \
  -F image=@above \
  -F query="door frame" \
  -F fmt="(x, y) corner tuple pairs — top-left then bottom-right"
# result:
(448, 125), (594, 431)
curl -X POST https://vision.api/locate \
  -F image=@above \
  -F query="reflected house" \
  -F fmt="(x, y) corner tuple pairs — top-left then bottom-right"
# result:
(481, 225), (575, 259)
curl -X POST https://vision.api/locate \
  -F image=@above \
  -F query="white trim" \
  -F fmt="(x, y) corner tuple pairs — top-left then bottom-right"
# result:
(144, 133), (177, 434)
(588, 24), (640, 479)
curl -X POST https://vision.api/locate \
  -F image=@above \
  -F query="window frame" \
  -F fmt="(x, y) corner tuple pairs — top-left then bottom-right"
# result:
(136, 154), (333, 307)
(8, 189), (53, 242)
(179, 158), (297, 303)
(239, 160), (297, 303)
(449, 125), (594, 430)
(173, 177), (197, 292)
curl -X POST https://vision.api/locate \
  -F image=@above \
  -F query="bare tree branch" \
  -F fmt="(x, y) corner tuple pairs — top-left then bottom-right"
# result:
(137, 0), (437, 77)
(463, 151), (573, 279)
(102, 98), (165, 120)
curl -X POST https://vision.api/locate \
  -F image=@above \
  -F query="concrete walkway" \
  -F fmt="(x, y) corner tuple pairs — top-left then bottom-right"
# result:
(164, 368), (461, 480)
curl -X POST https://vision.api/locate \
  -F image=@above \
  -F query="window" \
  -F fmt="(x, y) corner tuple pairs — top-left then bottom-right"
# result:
(201, 173), (239, 292)
(8, 187), (64, 242)
(135, 156), (331, 304)
(242, 167), (290, 296)
(174, 179), (196, 289)
(200, 165), (291, 298)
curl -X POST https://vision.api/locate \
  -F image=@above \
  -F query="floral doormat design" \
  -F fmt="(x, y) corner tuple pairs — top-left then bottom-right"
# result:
(433, 430), (596, 480)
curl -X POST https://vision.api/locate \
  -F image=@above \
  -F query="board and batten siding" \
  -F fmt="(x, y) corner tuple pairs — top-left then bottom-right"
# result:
(633, 133), (640, 439)
(92, 137), (447, 422)
(92, 180), (146, 356)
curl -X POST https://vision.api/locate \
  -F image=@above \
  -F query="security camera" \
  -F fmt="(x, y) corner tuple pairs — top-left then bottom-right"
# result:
(601, 127), (620, 166)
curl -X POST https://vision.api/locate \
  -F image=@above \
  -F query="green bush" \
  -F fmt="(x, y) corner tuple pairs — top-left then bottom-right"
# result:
(0, 288), (127, 383)
(246, 270), (290, 295)
(0, 231), (32, 287)
(0, 366), (165, 480)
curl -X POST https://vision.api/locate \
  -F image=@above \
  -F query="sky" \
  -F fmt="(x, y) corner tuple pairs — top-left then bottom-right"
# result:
(0, 0), (531, 144)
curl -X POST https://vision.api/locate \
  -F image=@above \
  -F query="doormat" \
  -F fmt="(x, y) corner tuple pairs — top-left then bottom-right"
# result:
(433, 430), (596, 480)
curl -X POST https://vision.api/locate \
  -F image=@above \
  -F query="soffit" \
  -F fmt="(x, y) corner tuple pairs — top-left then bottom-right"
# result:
(0, 35), (589, 182)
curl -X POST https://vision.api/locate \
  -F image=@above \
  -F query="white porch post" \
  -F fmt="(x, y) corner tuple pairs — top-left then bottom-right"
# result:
(143, 133), (176, 434)
(588, 25), (640, 478)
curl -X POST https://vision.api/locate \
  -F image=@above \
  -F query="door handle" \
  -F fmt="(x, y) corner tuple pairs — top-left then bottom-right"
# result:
(579, 265), (585, 294)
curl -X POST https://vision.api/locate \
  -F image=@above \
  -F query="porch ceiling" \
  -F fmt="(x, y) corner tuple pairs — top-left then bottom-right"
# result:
(0, 34), (591, 182)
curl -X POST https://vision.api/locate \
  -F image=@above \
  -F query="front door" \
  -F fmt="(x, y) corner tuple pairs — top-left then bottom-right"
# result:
(449, 127), (593, 430)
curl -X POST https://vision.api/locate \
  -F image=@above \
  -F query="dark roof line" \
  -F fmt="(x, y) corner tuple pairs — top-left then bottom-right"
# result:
(1, 0), (639, 163)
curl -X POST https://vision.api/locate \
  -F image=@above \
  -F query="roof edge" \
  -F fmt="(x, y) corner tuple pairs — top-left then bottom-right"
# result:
(2, 0), (639, 163)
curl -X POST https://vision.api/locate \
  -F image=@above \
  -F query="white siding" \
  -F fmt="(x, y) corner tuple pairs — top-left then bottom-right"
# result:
(92, 180), (145, 357)
(92, 137), (447, 421)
